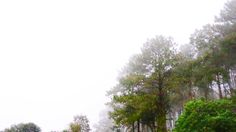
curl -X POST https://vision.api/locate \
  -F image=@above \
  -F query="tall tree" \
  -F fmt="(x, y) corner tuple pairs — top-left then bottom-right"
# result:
(190, 24), (230, 99)
(217, 0), (236, 94)
(141, 36), (178, 132)
(109, 36), (179, 132)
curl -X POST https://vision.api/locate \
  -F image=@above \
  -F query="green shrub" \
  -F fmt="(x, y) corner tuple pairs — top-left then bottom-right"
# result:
(174, 99), (236, 132)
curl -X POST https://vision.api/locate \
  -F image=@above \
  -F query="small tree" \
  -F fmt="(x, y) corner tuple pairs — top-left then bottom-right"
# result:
(4, 122), (41, 132)
(70, 123), (81, 132)
(69, 115), (90, 132)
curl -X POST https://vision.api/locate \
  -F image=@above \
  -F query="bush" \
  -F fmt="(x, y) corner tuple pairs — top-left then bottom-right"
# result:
(174, 99), (236, 132)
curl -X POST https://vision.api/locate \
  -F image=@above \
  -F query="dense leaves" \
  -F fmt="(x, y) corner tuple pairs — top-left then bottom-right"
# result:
(4, 123), (41, 132)
(174, 99), (236, 132)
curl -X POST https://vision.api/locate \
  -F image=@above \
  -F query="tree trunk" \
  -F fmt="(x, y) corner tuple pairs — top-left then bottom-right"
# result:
(156, 89), (167, 132)
(204, 85), (210, 100)
(229, 69), (235, 96)
(216, 73), (223, 99)
(137, 120), (140, 132)
(152, 121), (156, 132)
(223, 83), (229, 96)
(188, 80), (194, 100)
(188, 68), (194, 100)
(157, 112), (167, 132)
(132, 122), (135, 132)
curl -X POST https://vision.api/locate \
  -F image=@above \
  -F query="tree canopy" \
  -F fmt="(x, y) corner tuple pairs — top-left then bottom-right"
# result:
(4, 123), (41, 132)
(107, 0), (236, 131)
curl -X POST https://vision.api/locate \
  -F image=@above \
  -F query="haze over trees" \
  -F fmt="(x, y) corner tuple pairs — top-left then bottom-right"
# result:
(3, 123), (41, 132)
(93, 108), (114, 132)
(1, 1), (235, 132)
(106, 0), (236, 131)
(63, 115), (91, 132)
(2, 115), (91, 132)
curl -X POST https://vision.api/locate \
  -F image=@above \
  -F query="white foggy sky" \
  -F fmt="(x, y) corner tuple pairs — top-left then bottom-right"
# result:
(0, 0), (227, 131)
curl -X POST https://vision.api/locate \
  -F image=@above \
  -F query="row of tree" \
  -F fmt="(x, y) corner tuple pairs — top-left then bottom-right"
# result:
(2, 115), (90, 132)
(107, 0), (236, 131)
(3, 123), (41, 132)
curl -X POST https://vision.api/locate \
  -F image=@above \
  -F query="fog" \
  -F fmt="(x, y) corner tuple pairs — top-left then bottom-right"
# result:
(0, 0), (227, 131)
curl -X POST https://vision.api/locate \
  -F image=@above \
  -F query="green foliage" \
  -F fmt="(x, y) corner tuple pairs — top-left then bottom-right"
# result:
(70, 123), (81, 132)
(66, 115), (90, 132)
(109, 36), (179, 132)
(108, 1), (236, 131)
(4, 123), (41, 132)
(174, 99), (236, 132)
(220, 32), (236, 67)
(73, 115), (90, 132)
